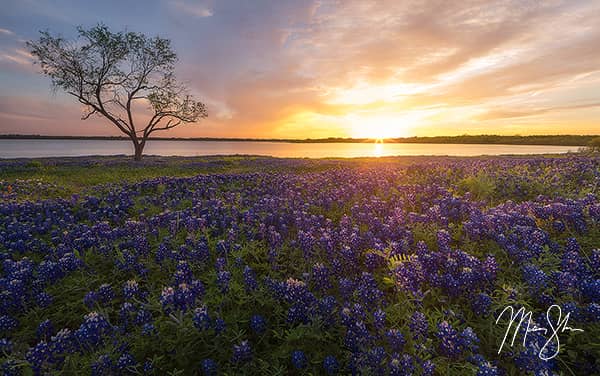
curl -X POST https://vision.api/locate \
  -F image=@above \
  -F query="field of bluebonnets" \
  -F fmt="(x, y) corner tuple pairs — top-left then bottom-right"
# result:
(0, 155), (599, 375)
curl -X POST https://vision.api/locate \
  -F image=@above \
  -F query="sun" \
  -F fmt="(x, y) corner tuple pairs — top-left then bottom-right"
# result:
(348, 114), (410, 139)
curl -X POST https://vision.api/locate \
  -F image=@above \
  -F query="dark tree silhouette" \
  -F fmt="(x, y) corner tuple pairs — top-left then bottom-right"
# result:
(28, 24), (207, 160)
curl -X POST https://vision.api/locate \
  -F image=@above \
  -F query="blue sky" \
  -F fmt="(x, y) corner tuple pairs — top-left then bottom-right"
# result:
(1, 0), (599, 138)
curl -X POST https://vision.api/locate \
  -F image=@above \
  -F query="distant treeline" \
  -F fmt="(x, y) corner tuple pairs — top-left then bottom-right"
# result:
(389, 135), (599, 146)
(0, 134), (598, 146)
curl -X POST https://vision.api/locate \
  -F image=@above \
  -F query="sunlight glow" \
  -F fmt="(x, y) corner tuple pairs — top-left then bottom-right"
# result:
(327, 82), (426, 105)
(347, 114), (407, 139)
(373, 138), (384, 157)
(346, 108), (441, 139)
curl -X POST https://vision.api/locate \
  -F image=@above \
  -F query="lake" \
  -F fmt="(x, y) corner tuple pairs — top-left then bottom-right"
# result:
(0, 139), (580, 159)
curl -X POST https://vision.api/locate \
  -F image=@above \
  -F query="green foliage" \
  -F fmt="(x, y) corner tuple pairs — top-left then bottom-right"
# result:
(458, 172), (496, 201)
(585, 137), (600, 153)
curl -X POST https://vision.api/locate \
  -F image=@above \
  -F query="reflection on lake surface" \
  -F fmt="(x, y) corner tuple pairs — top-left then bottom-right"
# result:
(0, 139), (579, 159)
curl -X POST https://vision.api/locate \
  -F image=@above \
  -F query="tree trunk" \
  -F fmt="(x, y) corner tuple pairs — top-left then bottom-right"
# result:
(133, 141), (144, 161)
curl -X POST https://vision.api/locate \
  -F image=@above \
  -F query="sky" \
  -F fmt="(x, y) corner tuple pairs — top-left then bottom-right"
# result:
(0, 0), (599, 139)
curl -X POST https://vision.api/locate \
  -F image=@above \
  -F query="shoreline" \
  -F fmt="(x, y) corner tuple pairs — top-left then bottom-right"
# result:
(0, 134), (596, 147)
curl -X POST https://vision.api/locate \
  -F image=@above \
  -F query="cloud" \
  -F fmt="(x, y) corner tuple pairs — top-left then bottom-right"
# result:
(168, 0), (213, 18)
(0, 48), (33, 65)
(0, 28), (14, 35)
(475, 102), (600, 121)
(191, 0), (600, 136)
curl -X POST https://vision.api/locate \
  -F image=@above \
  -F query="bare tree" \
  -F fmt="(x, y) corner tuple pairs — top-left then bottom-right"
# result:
(28, 24), (207, 160)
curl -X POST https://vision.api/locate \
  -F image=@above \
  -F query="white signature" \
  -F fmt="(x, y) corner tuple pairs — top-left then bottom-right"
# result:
(495, 304), (584, 360)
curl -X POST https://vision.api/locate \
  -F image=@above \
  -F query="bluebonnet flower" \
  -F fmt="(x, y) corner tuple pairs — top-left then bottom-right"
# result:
(116, 352), (136, 370)
(587, 303), (600, 321)
(565, 237), (580, 253)
(250, 314), (266, 334)
(312, 263), (332, 290)
(123, 280), (140, 300)
(215, 257), (227, 271)
(37, 260), (63, 284)
(118, 302), (136, 328)
(0, 315), (17, 334)
(460, 327), (480, 352)
(563, 249), (585, 274)
(554, 268), (581, 290)
(590, 249), (600, 271)
(232, 340), (252, 363)
(83, 291), (98, 308)
(214, 317), (226, 335)
(217, 271), (231, 293)
(201, 358), (218, 375)
(356, 272), (384, 308)
(318, 296), (337, 325)
(143, 360), (153, 374)
(386, 329), (406, 352)
(367, 346), (386, 372)
(553, 220), (566, 233)
(26, 341), (52, 373)
(243, 265), (258, 292)
(160, 287), (175, 310)
(142, 323), (156, 336)
(0, 338), (13, 353)
(75, 312), (112, 348)
(436, 321), (463, 359)
(35, 291), (53, 308)
(422, 357), (435, 375)
(471, 355), (499, 376)
(389, 356), (402, 376)
(193, 306), (211, 331)
(91, 354), (113, 376)
(522, 264), (548, 291)
(471, 293), (492, 316)
(161, 283), (202, 312)
(364, 251), (385, 271)
(398, 354), (415, 375)
(173, 261), (194, 284)
(338, 277), (355, 300)
(135, 308), (153, 325)
(581, 279), (600, 301)
(562, 301), (582, 321)
(409, 311), (428, 339)
(343, 320), (370, 351)
(437, 229), (452, 252)
(97, 284), (114, 303)
(174, 283), (196, 311)
(36, 319), (54, 339)
(513, 321), (558, 374)
(373, 309), (386, 330)
(291, 350), (307, 369)
(58, 252), (83, 272)
(191, 279), (206, 297)
(50, 328), (75, 353)
(323, 355), (339, 375)
(0, 360), (19, 376)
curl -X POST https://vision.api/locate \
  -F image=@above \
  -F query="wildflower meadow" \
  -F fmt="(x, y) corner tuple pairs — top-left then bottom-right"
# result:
(0, 155), (599, 375)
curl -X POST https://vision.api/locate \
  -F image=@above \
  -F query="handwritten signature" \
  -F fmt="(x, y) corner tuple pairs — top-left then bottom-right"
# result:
(495, 304), (584, 360)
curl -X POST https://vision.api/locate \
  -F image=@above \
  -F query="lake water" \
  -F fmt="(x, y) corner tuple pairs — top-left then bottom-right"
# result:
(0, 139), (580, 159)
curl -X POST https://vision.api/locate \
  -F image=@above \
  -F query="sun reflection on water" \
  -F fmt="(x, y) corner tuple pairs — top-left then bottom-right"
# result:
(373, 138), (384, 157)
